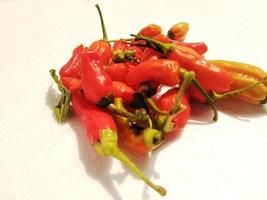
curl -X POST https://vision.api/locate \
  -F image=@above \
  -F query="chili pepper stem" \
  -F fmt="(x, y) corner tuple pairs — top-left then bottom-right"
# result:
(191, 78), (218, 121)
(211, 76), (267, 102)
(143, 128), (163, 149)
(108, 104), (133, 118)
(130, 34), (175, 56)
(94, 129), (167, 196)
(109, 98), (153, 128)
(145, 97), (169, 115)
(160, 71), (194, 133)
(49, 69), (71, 122)
(95, 4), (108, 41)
(108, 38), (133, 43)
(170, 70), (195, 115)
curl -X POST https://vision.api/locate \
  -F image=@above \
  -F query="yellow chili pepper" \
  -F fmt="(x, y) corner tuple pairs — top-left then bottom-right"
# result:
(209, 60), (267, 104)
(167, 22), (189, 41)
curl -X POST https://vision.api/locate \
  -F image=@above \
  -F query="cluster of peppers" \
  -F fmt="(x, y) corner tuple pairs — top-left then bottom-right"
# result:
(49, 4), (267, 196)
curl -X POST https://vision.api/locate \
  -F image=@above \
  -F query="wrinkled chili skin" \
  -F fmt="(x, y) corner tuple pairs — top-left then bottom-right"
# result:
(127, 59), (181, 89)
(80, 52), (113, 104)
(72, 92), (118, 143)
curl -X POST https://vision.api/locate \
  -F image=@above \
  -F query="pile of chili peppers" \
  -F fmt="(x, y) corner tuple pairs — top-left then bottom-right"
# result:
(49, 4), (267, 196)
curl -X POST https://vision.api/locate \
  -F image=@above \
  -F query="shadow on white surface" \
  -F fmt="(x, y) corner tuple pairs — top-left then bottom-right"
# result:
(188, 98), (267, 124)
(216, 98), (267, 119)
(115, 142), (163, 199)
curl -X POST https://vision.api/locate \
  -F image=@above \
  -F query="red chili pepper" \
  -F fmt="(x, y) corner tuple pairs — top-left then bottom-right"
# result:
(89, 41), (111, 65)
(126, 59), (181, 89)
(71, 92), (166, 196)
(172, 40), (208, 55)
(156, 89), (191, 133)
(59, 44), (88, 79)
(168, 46), (232, 92)
(112, 81), (135, 103)
(80, 52), (113, 104)
(89, 4), (111, 65)
(131, 34), (233, 93)
(138, 24), (162, 38)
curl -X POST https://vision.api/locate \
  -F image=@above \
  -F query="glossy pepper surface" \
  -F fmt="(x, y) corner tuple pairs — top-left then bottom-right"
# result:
(138, 24), (162, 38)
(80, 52), (113, 104)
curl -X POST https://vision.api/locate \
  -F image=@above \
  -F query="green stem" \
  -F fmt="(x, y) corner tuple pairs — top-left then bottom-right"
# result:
(108, 38), (133, 43)
(145, 97), (169, 115)
(161, 71), (195, 133)
(107, 104), (133, 118)
(212, 76), (267, 101)
(95, 4), (108, 41)
(110, 99), (152, 128)
(49, 69), (71, 122)
(130, 34), (175, 56)
(143, 128), (163, 150)
(170, 70), (195, 115)
(94, 129), (167, 196)
(191, 78), (218, 121)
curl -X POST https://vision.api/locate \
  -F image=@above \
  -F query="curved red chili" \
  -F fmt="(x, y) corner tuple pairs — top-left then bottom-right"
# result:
(168, 46), (232, 92)
(126, 59), (181, 89)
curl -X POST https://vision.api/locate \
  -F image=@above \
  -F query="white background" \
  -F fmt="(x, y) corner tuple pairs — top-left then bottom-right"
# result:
(0, 0), (267, 199)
